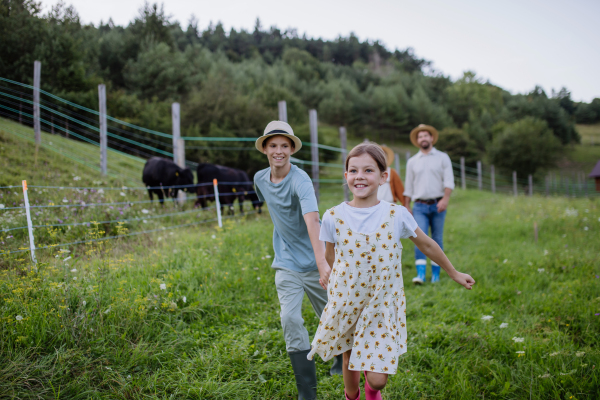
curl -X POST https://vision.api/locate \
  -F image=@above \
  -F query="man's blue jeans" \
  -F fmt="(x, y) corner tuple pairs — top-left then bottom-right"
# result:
(413, 201), (446, 281)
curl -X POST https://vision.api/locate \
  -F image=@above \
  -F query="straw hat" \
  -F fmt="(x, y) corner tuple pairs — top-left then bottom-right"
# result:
(380, 145), (395, 168)
(409, 124), (438, 147)
(255, 121), (302, 154)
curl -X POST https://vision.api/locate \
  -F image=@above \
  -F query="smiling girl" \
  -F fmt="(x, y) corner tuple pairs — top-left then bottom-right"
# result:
(307, 143), (475, 400)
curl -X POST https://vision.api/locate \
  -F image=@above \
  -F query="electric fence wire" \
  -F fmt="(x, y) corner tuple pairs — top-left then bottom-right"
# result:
(0, 210), (260, 256)
(0, 190), (255, 211)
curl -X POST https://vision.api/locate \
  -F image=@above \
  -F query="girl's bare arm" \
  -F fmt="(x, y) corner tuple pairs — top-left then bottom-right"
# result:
(409, 227), (475, 289)
(325, 242), (335, 269)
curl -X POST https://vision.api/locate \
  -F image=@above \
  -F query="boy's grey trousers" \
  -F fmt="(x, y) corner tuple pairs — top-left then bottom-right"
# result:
(274, 268), (328, 352)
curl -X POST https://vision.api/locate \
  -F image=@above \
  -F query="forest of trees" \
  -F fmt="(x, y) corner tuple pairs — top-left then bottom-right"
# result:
(1, 1), (598, 176)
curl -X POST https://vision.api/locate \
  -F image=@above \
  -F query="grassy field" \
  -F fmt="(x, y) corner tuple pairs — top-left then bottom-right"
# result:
(1, 118), (599, 399)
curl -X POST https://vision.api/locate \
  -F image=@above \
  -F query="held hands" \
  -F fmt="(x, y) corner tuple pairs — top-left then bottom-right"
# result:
(449, 271), (476, 290)
(317, 259), (332, 290)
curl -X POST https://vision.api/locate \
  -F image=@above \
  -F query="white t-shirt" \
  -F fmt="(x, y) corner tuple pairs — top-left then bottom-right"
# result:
(320, 201), (418, 244)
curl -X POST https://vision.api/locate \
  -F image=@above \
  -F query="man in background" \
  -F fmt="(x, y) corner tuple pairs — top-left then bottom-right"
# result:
(403, 124), (455, 284)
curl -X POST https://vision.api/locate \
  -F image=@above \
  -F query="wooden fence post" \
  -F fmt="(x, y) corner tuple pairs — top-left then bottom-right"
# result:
(339, 126), (349, 202)
(460, 157), (466, 190)
(278, 101), (288, 123)
(528, 174), (533, 196)
(477, 160), (482, 190)
(309, 109), (319, 203)
(33, 60), (41, 145)
(491, 165), (496, 193)
(513, 171), (517, 196)
(98, 84), (107, 176)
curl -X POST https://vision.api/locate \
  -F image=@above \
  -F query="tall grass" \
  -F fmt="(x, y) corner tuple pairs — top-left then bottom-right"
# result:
(1, 189), (598, 399)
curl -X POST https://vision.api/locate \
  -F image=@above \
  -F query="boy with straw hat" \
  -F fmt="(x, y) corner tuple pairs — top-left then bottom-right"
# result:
(403, 124), (455, 285)
(378, 145), (405, 203)
(253, 121), (343, 400)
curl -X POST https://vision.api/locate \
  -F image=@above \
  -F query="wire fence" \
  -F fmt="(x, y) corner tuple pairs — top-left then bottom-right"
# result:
(0, 180), (265, 261)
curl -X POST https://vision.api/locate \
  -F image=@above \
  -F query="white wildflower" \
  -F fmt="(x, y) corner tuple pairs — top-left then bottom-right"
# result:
(127, 375), (131, 379)
(528, 261), (533, 266)
(481, 315), (493, 321)
(253, 267), (259, 270)
(500, 323), (509, 328)
(538, 268), (545, 273)
(559, 370), (576, 376)
(70, 268), (77, 273)
(104, 307), (111, 314)
(503, 259), (508, 264)
(62, 198), (68, 203)
(259, 330), (266, 336)
(15, 315), (23, 321)
(549, 352), (559, 356)
(257, 277), (261, 280)
(516, 351), (525, 354)
(182, 296), (186, 303)
(120, 192), (125, 197)
(105, 366), (112, 370)
(538, 373), (551, 378)
(544, 249), (549, 256)
(512, 337), (524, 343)
(253, 350), (260, 357)
(141, 209), (149, 214)
(576, 351), (585, 357)
(82, 300), (86, 306)
(265, 255), (271, 258)
(261, 257), (265, 260)
(73, 176), (81, 181)
(0, 204), (4, 209)
(584, 226), (589, 231)
(97, 189), (104, 194)
(64, 256), (72, 262)
(565, 208), (578, 217)
(73, 277), (77, 280)
(143, 220), (148, 223)
(211, 235), (216, 239)
(160, 283), (166, 290)
(241, 268), (246, 271)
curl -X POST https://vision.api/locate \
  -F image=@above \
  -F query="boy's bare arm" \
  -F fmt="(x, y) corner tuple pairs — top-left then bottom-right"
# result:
(409, 227), (475, 289)
(303, 211), (331, 290)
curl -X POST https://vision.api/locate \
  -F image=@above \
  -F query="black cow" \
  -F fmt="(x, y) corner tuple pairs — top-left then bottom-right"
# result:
(195, 163), (262, 214)
(234, 169), (263, 214)
(142, 157), (194, 205)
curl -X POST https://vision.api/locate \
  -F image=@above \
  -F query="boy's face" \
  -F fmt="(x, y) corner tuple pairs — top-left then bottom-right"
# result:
(263, 135), (293, 168)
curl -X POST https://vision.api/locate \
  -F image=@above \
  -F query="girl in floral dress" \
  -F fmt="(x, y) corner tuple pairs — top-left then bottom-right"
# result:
(307, 143), (475, 400)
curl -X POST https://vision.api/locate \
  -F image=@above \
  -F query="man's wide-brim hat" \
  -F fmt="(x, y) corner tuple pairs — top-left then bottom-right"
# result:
(380, 145), (395, 168)
(255, 121), (302, 154)
(410, 124), (439, 147)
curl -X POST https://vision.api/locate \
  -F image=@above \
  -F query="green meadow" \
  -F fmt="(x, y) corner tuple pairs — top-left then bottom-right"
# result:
(1, 118), (599, 399)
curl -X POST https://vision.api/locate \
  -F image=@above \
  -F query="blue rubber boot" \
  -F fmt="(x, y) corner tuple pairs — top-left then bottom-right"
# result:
(412, 261), (427, 285)
(431, 264), (441, 283)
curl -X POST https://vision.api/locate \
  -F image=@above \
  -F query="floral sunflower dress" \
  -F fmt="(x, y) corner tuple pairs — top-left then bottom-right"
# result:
(308, 203), (407, 374)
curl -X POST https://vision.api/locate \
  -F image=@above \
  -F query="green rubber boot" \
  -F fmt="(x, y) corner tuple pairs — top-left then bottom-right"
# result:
(288, 350), (317, 400)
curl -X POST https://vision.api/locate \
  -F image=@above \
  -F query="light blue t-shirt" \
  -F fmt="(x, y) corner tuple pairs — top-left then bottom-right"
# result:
(254, 164), (320, 273)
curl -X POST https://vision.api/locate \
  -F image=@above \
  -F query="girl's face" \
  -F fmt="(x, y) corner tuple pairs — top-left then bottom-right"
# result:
(345, 153), (388, 200)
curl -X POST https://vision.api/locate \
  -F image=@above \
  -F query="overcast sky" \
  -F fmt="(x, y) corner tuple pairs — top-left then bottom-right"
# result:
(41, 0), (600, 102)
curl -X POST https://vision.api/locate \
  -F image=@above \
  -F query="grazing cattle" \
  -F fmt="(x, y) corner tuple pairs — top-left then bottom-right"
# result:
(195, 163), (262, 214)
(142, 157), (194, 205)
(234, 169), (263, 214)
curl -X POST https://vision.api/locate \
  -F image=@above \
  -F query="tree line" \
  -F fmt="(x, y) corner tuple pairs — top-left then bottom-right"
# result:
(1, 0), (598, 178)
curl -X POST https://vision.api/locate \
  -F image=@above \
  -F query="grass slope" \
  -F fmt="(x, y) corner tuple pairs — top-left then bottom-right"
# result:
(1, 189), (599, 399)
(0, 117), (145, 187)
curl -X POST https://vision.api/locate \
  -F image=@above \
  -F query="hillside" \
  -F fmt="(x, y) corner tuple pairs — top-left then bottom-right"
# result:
(1, 115), (600, 398)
